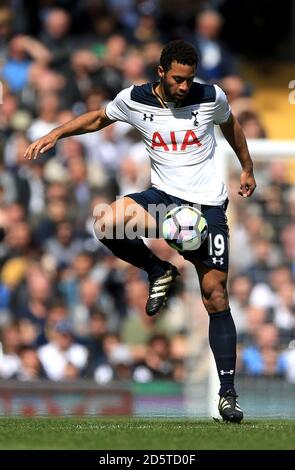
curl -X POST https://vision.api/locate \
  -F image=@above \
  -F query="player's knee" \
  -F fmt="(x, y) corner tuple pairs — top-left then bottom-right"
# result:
(201, 283), (228, 312)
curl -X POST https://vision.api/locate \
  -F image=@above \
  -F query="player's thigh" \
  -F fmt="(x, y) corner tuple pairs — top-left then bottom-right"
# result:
(94, 196), (156, 233)
(124, 187), (175, 236)
(120, 196), (157, 233)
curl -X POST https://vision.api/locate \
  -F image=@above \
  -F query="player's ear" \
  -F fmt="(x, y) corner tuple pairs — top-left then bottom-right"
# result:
(157, 65), (165, 79)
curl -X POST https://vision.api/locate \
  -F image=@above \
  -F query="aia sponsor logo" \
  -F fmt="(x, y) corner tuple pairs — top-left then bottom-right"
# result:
(151, 130), (202, 151)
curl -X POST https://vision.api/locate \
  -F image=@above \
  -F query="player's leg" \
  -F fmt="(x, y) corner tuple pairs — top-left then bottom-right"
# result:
(193, 260), (236, 387)
(182, 202), (243, 422)
(93, 196), (164, 273)
(93, 194), (179, 316)
(192, 260), (243, 423)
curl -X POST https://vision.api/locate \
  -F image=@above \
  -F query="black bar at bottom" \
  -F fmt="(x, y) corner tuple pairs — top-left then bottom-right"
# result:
(0, 450), (293, 464)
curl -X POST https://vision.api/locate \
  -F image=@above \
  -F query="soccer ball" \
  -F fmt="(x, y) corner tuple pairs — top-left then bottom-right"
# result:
(162, 205), (208, 252)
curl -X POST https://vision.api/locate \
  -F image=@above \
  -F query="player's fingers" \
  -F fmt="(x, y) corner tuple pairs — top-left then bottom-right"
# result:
(33, 143), (44, 159)
(40, 142), (54, 154)
(246, 185), (256, 197)
(24, 144), (36, 160)
(239, 185), (248, 197)
(238, 184), (256, 197)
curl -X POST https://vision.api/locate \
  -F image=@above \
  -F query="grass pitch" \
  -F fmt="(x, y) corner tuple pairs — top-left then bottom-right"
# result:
(0, 418), (294, 450)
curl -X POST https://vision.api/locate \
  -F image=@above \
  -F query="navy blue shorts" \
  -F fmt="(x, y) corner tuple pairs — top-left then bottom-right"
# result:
(126, 186), (229, 272)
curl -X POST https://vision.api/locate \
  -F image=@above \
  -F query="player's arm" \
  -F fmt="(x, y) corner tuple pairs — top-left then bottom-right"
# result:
(220, 113), (257, 198)
(24, 109), (113, 159)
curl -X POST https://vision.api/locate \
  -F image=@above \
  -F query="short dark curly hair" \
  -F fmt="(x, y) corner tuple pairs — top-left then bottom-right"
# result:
(160, 40), (199, 72)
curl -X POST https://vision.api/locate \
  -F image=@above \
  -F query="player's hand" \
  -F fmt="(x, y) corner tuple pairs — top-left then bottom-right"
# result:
(238, 169), (257, 198)
(24, 132), (58, 160)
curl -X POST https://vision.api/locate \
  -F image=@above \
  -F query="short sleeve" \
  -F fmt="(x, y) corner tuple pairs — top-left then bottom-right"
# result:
(213, 84), (231, 124)
(105, 87), (131, 123)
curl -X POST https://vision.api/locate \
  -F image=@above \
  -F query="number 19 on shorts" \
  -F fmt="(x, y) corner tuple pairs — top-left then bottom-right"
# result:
(208, 232), (227, 267)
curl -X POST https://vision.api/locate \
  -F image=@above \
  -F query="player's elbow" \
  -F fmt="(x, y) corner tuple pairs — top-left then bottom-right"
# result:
(90, 110), (112, 132)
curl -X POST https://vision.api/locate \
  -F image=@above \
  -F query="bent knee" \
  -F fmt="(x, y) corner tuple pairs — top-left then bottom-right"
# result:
(201, 284), (228, 313)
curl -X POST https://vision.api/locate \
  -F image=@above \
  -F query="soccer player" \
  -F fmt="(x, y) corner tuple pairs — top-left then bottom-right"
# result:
(24, 40), (256, 423)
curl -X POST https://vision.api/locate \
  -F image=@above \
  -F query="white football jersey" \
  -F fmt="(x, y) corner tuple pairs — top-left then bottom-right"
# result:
(105, 82), (231, 205)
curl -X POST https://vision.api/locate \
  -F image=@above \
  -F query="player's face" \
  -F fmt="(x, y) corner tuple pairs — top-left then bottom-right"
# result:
(158, 61), (195, 103)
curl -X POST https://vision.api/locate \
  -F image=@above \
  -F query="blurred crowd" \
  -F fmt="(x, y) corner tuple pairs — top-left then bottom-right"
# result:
(0, 1), (294, 385)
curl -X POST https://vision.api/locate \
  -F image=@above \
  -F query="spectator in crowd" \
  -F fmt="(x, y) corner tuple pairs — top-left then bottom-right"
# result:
(240, 305), (269, 346)
(59, 251), (94, 308)
(13, 265), (52, 347)
(69, 277), (105, 337)
(242, 238), (280, 285)
(0, 91), (20, 139)
(0, 322), (21, 378)
(191, 10), (237, 83)
(39, 8), (72, 72)
(83, 309), (109, 378)
(93, 333), (134, 384)
(45, 220), (84, 269)
(27, 93), (59, 142)
(0, 6), (13, 61)
(133, 334), (173, 382)
(280, 346), (295, 384)
(237, 110), (267, 139)
(229, 275), (253, 337)
(241, 324), (283, 376)
(1, 35), (51, 93)
(14, 345), (48, 381)
(38, 319), (88, 381)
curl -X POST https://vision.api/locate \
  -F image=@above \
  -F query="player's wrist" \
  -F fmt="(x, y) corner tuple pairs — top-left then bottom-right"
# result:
(51, 128), (63, 140)
(241, 163), (254, 173)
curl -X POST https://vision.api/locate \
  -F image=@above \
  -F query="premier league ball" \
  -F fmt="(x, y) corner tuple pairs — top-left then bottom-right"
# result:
(162, 205), (208, 252)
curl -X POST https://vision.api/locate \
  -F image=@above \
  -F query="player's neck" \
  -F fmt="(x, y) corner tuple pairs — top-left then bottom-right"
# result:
(153, 82), (181, 108)
(153, 83), (169, 108)
(154, 83), (166, 101)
